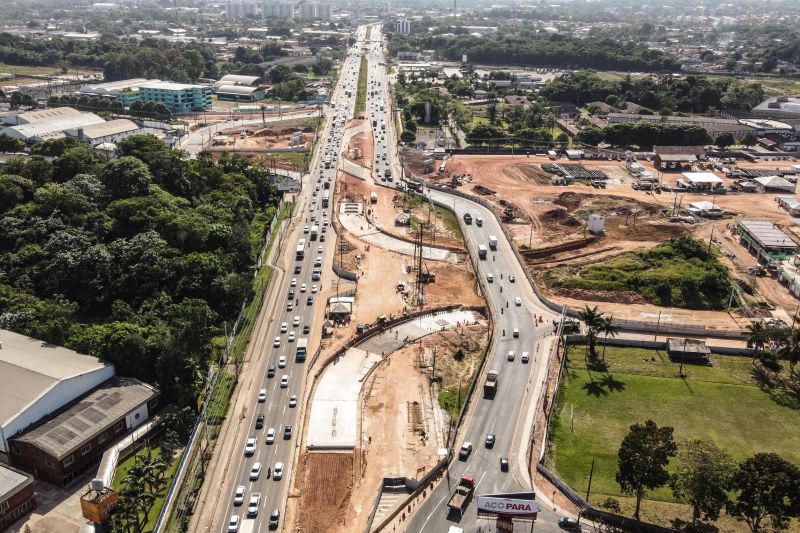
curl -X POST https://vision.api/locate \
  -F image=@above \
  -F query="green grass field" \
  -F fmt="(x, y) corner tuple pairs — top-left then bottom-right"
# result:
(355, 56), (368, 116)
(113, 445), (179, 533)
(549, 345), (800, 508)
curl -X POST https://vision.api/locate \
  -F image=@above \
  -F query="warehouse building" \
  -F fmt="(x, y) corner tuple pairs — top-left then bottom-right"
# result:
(2, 112), (105, 142)
(212, 75), (262, 91)
(653, 145), (706, 170)
(737, 220), (800, 264)
(8, 377), (159, 487)
(2, 106), (82, 127)
(215, 84), (266, 102)
(77, 119), (142, 146)
(753, 96), (800, 120)
(0, 464), (36, 530)
(0, 328), (114, 460)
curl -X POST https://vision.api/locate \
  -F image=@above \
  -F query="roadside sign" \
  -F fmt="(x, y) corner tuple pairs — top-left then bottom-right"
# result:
(477, 492), (540, 520)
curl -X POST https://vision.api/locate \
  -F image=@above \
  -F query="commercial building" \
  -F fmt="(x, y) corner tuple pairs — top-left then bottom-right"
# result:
(8, 377), (159, 487)
(263, 1), (294, 18)
(753, 96), (800, 120)
(78, 119), (142, 147)
(736, 220), (799, 264)
(0, 328), (115, 458)
(0, 464), (36, 530)
(3, 112), (106, 142)
(138, 81), (212, 113)
(79, 78), (156, 107)
(395, 18), (411, 35)
(2, 106), (82, 126)
(226, 1), (259, 18)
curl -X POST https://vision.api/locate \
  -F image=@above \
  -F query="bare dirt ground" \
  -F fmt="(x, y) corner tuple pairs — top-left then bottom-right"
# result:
(426, 154), (800, 318)
(294, 452), (354, 533)
(345, 128), (374, 168)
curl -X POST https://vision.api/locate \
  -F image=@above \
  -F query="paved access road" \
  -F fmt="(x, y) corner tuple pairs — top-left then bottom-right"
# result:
(210, 26), (371, 533)
(357, 25), (578, 533)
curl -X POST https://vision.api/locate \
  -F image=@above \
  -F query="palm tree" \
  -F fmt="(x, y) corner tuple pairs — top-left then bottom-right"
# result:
(600, 316), (621, 362)
(779, 326), (800, 374)
(577, 305), (605, 360)
(745, 320), (770, 364)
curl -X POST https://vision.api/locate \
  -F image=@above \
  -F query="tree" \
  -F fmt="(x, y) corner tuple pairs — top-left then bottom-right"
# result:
(778, 327), (800, 373)
(742, 132), (758, 147)
(670, 439), (735, 526)
(616, 419), (678, 520)
(746, 320), (770, 364)
(716, 132), (735, 149)
(727, 453), (800, 532)
(599, 316), (620, 362)
(0, 133), (25, 153)
(99, 156), (153, 199)
(577, 305), (604, 359)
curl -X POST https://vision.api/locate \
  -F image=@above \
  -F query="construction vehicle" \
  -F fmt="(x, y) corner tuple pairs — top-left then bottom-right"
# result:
(447, 475), (476, 517)
(484, 370), (499, 397)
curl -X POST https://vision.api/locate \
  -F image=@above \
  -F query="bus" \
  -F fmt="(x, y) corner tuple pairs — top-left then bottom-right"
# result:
(296, 239), (306, 260)
(323, 155), (332, 169)
(296, 338), (308, 362)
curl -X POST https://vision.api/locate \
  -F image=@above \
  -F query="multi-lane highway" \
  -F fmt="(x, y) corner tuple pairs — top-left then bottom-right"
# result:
(359, 25), (570, 533)
(211, 26), (370, 533)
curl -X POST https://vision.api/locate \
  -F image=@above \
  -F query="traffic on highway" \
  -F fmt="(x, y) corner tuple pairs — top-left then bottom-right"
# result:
(219, 26), (370, 533)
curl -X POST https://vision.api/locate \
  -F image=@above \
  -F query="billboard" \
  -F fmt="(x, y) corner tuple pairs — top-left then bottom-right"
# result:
(477, 492), (540, 520)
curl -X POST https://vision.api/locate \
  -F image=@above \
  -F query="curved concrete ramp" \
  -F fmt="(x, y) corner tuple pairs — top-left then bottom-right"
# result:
(306, 309), (482, 449)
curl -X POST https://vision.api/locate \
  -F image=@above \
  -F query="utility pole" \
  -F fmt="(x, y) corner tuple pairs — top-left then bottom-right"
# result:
(585, 458), (595, 504)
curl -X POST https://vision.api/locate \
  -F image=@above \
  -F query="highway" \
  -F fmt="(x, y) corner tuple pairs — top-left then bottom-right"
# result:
(211, 26), (370, 533)
(360, 25), (572, 533)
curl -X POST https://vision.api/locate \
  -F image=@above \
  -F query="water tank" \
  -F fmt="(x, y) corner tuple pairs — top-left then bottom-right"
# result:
(588, 214), (605, 234)
(91, 479), (105, 492)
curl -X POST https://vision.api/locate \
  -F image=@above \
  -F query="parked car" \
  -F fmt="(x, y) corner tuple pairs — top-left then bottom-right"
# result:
(559, 517), (580, 531)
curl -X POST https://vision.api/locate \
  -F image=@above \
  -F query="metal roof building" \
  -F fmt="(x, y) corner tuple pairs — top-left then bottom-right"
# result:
(212, 74), (261, 90)
(2, 112), (105, 142)
(736, 220), (800, 264)
(215, 84), (266, 102)
(78, 119), (142, 146)
(0, 329), (114, 456)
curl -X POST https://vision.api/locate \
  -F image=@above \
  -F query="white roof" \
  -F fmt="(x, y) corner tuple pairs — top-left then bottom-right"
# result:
(79, 78), (155, 96)
(0, 464), (31, 500)
(140, 81), (206, 91)
(6, 112), (104, 140)
(213, 75), (261, 89)
(80, 119), (140, 139)
(688, 201), (722, 211)
(776, 195), (800, 208)
(682, 172), (723, 184)
(215, 84), (261, 96)
(754, 175), (794, 188)
(0, 328), (111, 427)
(16, 107), (81, 124)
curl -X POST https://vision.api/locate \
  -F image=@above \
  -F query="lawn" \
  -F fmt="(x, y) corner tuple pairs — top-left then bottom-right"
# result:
(112, 445), (179, 533)
(549, 345), (800, 510)
(355, 56), (368, 116)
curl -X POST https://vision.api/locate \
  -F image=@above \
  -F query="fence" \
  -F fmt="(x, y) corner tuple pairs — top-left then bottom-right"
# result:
(154, 203), (288, 532)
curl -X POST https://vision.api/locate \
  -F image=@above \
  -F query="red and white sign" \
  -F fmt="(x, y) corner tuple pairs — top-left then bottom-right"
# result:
(477, 495), (540, 518)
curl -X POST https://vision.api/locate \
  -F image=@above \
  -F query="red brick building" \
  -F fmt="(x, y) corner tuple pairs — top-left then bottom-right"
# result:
(0, 464), (36, 530)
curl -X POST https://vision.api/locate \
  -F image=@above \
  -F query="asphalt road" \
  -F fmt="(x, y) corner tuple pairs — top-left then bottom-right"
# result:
(216, 26), (370, 533)
(358, 26), (573, 533)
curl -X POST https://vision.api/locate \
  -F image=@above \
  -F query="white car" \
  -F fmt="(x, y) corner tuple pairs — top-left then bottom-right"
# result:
(290, 278), (297, 287)
(280, 322), (288, 333)
(486, 273), (494, 283)
(280, 375), (289, 388)
(311, 284), (318, 293)
(304, 225), (309, 233)
(288, 331), (295, 342)
(273, 337), (281, 347)
(300, 283), (307, 293)
(258, 389), (267, 402)
(244, 437), (257, 456)
(249, 462), (262, 481)
(247, 493), (261, 517)
(521, 352), (530, 363)
(273, 462), (284, 480)
(289, 395), (297, 408)
(265, 427), (275, 444)
(228, 515), (240, 533)
(318, 245), (323, 253)
(293, 316), (300, 327)
(278, 355), (287, 368)
(507, 351), (516, 362)
(233, 485), (245, 506)
(515, 297), (522, 306)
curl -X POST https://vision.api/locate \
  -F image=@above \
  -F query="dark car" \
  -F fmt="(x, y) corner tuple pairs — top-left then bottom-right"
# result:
(303, 324), (310, 334)
(255, 414), (264, 429)
(500, 457), (509, 472)
(267, 365), (276, 378)
(306, 296), (313, 305)
(485, 433), (496, 449)
(559, 517), (580, 531)
(283, 425), (293, 440)
(269, 509), (280, 530)
(294, 265), (302, 274)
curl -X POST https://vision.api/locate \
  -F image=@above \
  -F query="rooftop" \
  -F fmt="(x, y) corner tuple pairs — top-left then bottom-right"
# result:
(738, 220), (799, 250)
(13, 377), (158, 460)
(682, 172), (722, 184)
(140, 81), (207, 91)
(0, 328), (111, 427)
(667, 337), (710, 354)
(215, 84), (261, 96)
(17, 107), (82, 123)
(754, 96), (800, 116)
(80, 119), (140, 139)
(0, 463), (32, 500)
(5, 113), (105, 139)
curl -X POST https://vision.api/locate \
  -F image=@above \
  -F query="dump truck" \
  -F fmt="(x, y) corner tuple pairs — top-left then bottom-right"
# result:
(478, 245), (487, 260)
(484, 370), (499, 397)
(488, 235), (498, 249)
(447, 475), (476, 516)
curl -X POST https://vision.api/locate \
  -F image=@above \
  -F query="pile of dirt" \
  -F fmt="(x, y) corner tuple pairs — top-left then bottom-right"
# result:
(540, 206), (581, 227)
(473, 185), (496, 196)
(553, 192), (584, 211)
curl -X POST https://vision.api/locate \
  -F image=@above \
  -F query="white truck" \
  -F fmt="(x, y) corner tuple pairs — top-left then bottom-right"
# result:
(488, 235), (498, 249)
(478, 245), (487, 260)
(370, 192), (377, 203)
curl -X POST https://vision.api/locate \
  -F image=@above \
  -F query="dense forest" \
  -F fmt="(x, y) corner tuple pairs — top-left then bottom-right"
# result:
(388, 31), (680, 72)
(540, 71), (765, 113)
(0, 136), (281, 407)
